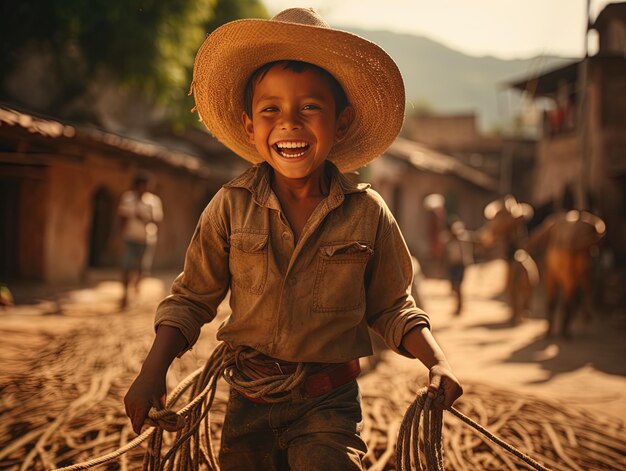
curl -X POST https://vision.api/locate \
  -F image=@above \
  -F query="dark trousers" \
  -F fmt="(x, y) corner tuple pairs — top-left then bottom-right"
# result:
(219, 380), (366, 470)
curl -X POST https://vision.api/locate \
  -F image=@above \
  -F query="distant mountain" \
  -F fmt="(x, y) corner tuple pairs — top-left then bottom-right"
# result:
(342, 27), (575, 132)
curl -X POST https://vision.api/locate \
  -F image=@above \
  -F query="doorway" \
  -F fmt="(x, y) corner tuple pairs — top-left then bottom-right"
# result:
(0, 177), (19, 280)
(88, 187), (114, 267)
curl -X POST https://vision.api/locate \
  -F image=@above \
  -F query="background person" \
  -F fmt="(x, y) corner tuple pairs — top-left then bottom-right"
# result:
(118, 173), (163, 309)
(443, 218), (474, 314)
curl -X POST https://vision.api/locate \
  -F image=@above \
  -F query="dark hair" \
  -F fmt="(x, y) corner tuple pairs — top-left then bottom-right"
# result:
(243, 60), (349, 118)
(133, 172), (150, 188)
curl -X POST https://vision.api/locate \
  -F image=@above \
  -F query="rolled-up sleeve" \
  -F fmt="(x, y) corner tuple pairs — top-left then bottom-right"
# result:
(155, 190), (230, 354)
(365, 214), (430, 358)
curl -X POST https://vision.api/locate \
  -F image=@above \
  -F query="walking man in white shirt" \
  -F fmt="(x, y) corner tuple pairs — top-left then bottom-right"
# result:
(118, 173), (163, 309)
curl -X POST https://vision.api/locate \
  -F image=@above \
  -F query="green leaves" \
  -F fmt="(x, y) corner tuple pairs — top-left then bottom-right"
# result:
(0, 0), (267, 126)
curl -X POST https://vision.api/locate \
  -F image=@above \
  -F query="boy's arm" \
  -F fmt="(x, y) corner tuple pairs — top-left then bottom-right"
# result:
(401, 325), (463, 410)
(124, 325), (187, 434)
(364, 207), (462, 409)
(365, 218), (430, 354)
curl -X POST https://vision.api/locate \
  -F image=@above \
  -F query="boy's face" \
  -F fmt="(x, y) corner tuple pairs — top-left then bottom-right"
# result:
(242, 66), (353, 180)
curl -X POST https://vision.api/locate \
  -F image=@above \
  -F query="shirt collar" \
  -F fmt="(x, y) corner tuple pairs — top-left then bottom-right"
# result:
(224, 161), (370, 209)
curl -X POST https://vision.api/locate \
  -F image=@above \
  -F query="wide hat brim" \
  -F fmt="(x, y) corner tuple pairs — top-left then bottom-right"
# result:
(191, 10), (405, 173)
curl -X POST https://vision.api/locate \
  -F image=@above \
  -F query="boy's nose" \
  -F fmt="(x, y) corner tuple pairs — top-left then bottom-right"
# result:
(279, 110), (303, 130)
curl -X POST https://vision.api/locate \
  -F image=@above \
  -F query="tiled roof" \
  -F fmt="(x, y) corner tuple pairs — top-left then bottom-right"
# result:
(0, 106), (221, 178)
(505, 61), (580, 96)
(385, 137), (498, 190)
(0, 106), (76, 138)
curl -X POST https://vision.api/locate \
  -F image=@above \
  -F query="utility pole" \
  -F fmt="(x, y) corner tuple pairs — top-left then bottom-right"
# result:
(577, 0), (592, 209)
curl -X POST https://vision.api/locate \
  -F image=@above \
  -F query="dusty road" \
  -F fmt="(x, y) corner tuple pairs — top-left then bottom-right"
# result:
(408, 260), (626, 421)
(1, 260), (625, 469)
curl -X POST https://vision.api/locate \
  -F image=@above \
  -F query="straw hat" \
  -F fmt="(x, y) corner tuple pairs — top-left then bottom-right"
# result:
(484, 195), (534, 221)
(191, 7), (405, 172)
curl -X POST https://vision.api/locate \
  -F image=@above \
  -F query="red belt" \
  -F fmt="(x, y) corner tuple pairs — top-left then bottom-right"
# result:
(239, 359), (361, 403)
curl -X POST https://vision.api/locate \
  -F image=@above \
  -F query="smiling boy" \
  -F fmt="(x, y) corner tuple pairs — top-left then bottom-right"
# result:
(125, 8), (462, 470)
(242, 61), (353, 241)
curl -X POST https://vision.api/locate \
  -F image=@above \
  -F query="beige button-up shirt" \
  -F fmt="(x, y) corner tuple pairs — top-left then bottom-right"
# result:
(155, 162), (430, 363)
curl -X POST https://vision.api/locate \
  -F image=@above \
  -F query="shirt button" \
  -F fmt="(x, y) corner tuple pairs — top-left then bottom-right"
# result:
(288, 276), (297, 286)
(282, 231), (291, 240)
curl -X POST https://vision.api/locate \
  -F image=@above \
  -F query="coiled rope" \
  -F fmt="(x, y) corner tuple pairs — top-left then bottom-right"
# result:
(54, 343), (551, 471)
(396, 388), (551, 471)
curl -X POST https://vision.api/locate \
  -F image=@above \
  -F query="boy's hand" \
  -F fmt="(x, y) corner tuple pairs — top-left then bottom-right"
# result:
(124, 325), (186, 434)
(124, 371), (167, 434)
(427, 361), (463, 410)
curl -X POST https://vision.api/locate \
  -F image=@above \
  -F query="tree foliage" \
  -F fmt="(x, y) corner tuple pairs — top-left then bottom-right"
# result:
(0, 0), (267, 124)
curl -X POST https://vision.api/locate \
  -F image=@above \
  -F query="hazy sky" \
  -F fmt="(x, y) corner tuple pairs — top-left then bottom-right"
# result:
(263, 0), (618, 59)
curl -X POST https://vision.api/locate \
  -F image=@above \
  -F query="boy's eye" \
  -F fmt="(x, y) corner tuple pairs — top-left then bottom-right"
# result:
(260, 106), (278, 113)
(303, 104), (321, 111)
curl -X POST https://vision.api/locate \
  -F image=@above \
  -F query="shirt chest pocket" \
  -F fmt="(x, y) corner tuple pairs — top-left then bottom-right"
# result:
(229, 232), (269, 295)
(313, 241), (373, 312)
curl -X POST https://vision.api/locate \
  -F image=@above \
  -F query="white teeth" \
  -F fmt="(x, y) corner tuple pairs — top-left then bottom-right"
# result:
(279, 152), (305, 159)
(276, 141), (307, 149)
(278, 150), (306, 158)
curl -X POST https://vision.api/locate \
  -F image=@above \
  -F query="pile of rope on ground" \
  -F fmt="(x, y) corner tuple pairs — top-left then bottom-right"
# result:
(1, 314), (625, 470)
(359, 375), (626, 471)
(0, 310), (159, 470)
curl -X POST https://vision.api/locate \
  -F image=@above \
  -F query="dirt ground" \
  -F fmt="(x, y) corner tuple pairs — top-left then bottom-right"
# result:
(400, 260), (626, 421)
(1, 259), (625, 469)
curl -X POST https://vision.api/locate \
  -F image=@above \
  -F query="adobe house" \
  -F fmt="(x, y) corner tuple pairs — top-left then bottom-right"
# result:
(405, 113), (536, 202)
(0, 106), (247, 284)
(365, 137), (498, 274)
(506, 2), (626, 264)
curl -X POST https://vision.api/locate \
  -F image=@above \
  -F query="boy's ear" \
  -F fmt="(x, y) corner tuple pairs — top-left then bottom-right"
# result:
(334, 106), (355, 142)
(242, 112), (255, 143)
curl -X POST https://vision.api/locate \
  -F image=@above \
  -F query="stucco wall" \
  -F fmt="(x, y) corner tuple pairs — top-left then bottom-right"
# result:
(533, 135), (581, 205)
(148, 170), (220, 271)
(45, 162), (95, 282)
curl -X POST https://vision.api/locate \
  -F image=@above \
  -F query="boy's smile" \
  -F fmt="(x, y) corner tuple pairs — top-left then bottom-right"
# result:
(273, 140), (309, 158)
(242, 65), (353, 181)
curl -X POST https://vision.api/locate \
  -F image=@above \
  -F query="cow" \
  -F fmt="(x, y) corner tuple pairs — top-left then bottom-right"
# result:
(529, 209), (606, 338)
